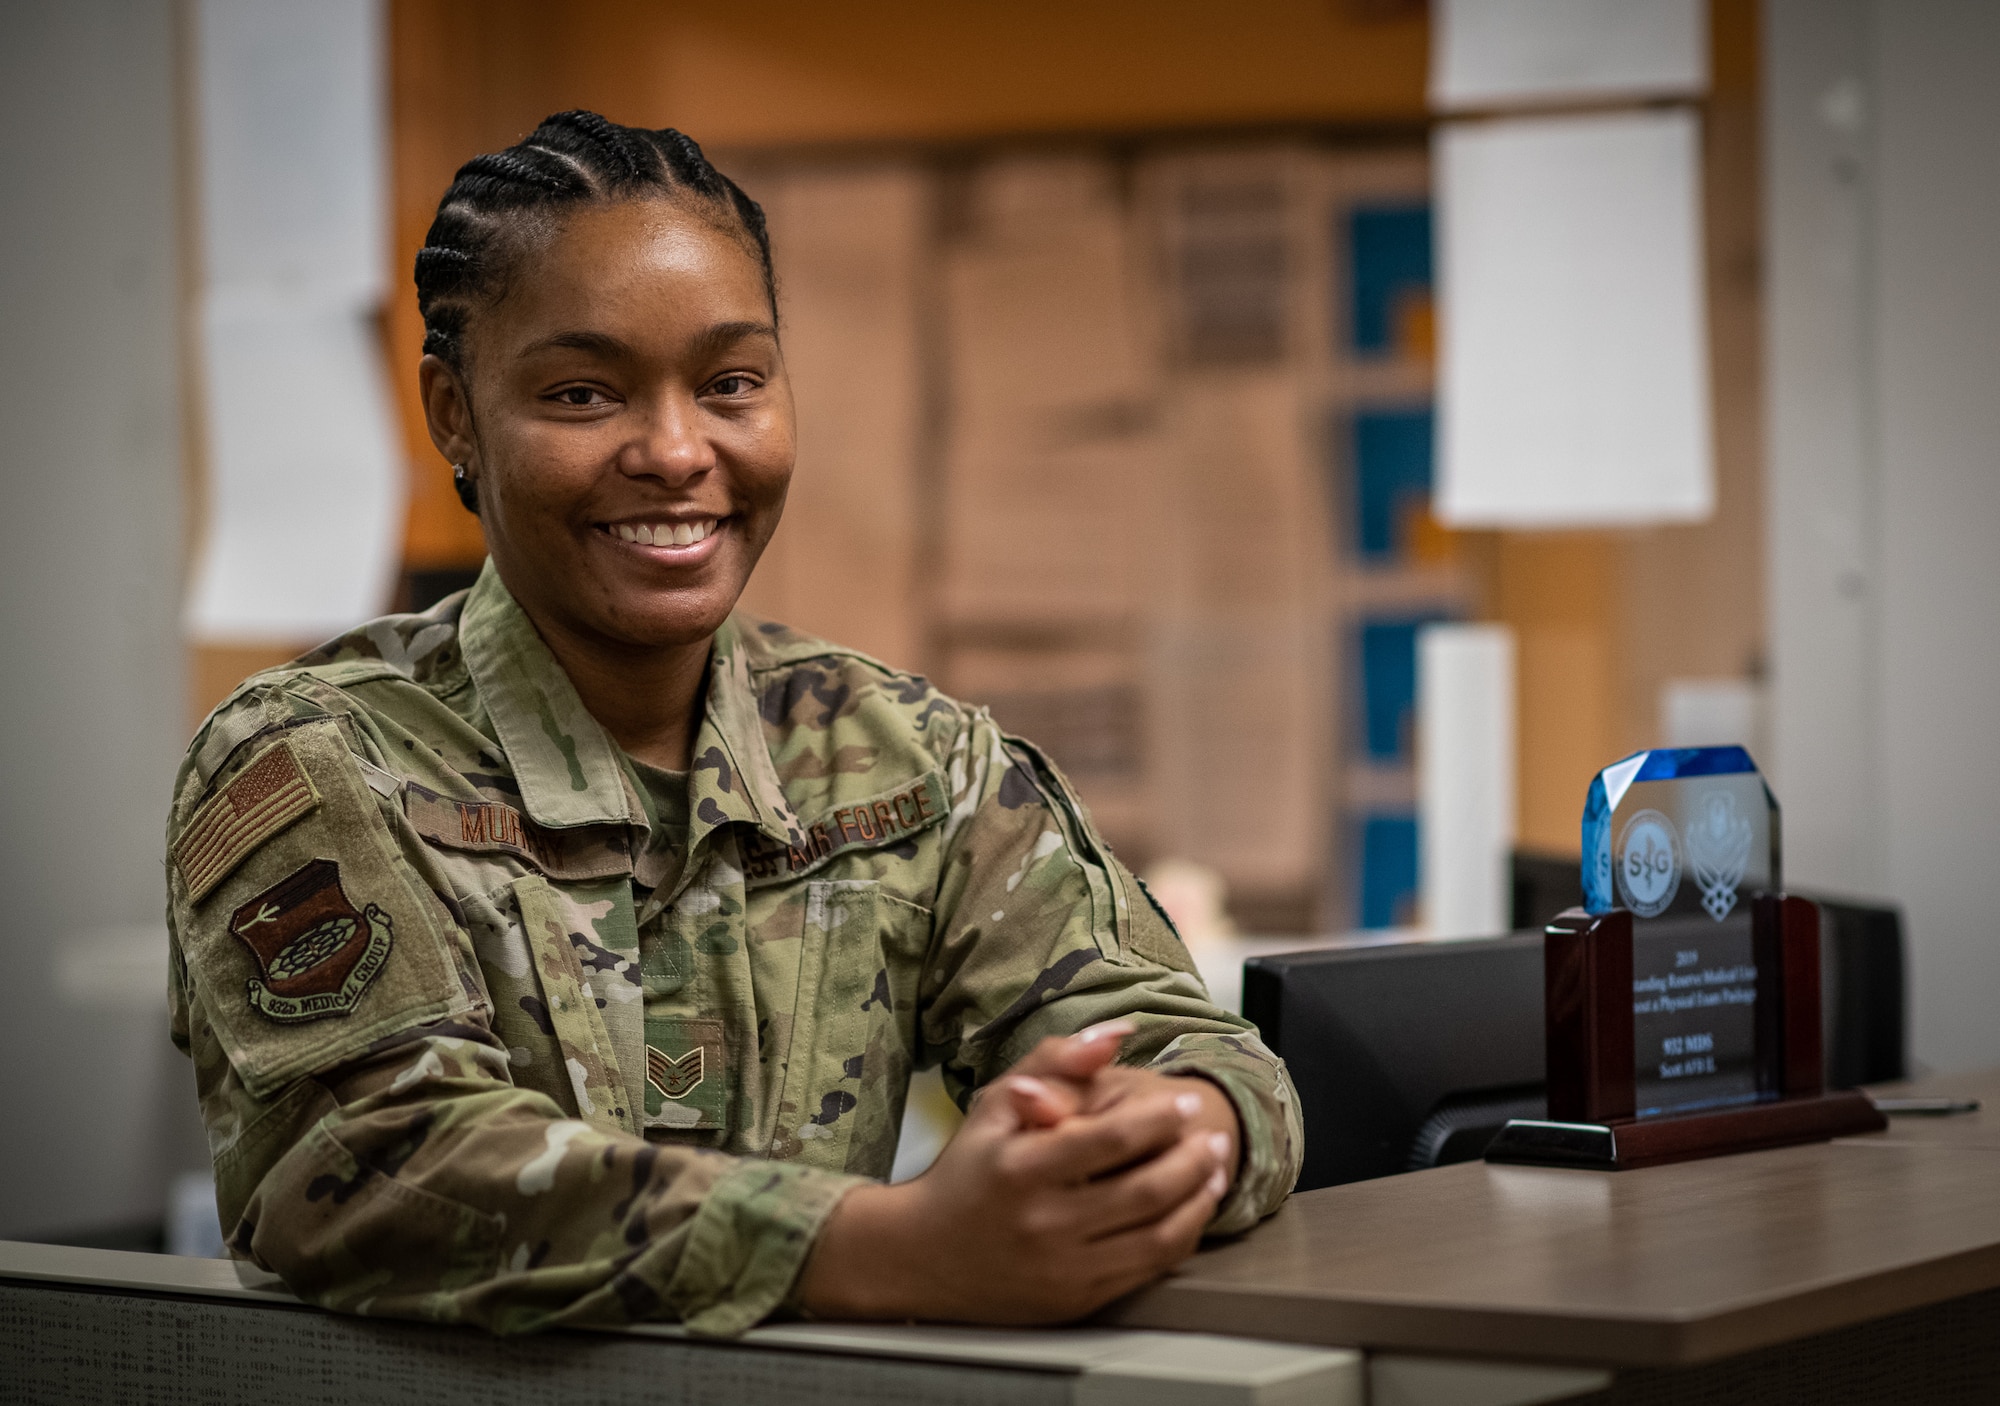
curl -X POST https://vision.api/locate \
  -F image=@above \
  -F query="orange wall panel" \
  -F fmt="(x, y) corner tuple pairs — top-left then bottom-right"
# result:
(388, 0), (1428, 570)
(384, 1), (1766, 896)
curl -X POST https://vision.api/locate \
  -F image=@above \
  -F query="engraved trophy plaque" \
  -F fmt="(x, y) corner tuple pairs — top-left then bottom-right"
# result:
(1486, 747), (1886, 1169)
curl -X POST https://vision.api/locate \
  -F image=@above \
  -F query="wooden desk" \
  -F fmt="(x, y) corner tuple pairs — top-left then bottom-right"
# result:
(1838, 1069), (2000, 1152)
(6, 1077), (1996, 1405)
(1111, 1074), (2000, 1391)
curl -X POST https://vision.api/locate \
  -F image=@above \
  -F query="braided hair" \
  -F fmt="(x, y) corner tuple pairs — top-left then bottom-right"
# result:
(415, 113), (774, 508)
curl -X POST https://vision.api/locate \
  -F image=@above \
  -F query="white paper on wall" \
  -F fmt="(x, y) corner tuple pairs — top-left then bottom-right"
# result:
(186, 0), (402, 644)
(1661, 678), (1765, 756)
(1435, 108), (1712, 527)
(196, 0), (385, 305)
(1418, 623), (1516, 939)
(187, 294), (404, 641)
(1432, 0), (1707, 110)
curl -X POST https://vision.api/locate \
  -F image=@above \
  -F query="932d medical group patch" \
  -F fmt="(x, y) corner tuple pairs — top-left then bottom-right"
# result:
(229, 858), (392, 1022)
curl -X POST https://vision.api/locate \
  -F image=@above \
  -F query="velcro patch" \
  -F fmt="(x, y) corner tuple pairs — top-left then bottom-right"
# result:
(740, 771), (947, 887)
(643, 1015), (725, 1130)
(647, 1045), (704, 1100)
(229, 858), (392, 1022)
(175, 736), (322, 903)
(404, 781), (631, 881)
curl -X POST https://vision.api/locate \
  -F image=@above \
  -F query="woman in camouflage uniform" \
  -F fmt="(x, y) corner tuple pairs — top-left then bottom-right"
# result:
(165, 111), (1301, 1336)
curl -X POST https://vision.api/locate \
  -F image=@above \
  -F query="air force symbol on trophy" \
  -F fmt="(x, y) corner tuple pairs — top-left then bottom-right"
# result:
(1686, 790), (1753, 922)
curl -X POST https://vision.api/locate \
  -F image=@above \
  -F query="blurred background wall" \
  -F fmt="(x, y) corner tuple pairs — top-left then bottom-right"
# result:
(0, 0), (1995, 1241)
(1766, 0), (2000, 1076)
(0, 0), (202, 1240)
(363, 0), (1767, 935)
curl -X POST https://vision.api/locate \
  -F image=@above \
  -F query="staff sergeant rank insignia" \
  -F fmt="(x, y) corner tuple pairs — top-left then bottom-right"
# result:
(647, 1045), (704, 1100)
(228, 858), (393, 1022)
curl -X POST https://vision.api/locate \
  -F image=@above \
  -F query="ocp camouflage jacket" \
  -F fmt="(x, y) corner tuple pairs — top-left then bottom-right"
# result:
(165, 562), (1301, 1337)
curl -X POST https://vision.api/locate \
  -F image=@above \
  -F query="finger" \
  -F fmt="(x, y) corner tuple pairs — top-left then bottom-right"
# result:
(1003, 1075), (1078, 1129)
(1071, 1065), (1152, 1117)
(1149, 1171), (1224, 1260)
(1005, 1036), (1076, 1081)
(1072, 1019), (1137, 1059)
(958, 1077), (1025, 1137)
(1066, 1129), (1222, 1241)
(1008, 1021), (1134, 1084)
(1006, 1085), (1201, 1184)
(1079, 1168), (1223, 1290)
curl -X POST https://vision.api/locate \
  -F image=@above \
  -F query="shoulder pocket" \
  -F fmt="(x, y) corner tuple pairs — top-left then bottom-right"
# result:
(171, 721), (474, 1101)
(999, 734), (1131, 962)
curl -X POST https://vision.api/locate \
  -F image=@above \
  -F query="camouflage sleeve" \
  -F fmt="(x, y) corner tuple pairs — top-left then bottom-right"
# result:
(922, 711), (1302, 1234)
(169, 687), (863, 1336)
(193, 1017), (856, 1335)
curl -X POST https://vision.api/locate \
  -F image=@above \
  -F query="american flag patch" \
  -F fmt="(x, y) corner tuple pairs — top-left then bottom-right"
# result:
(175, 736), (321, 902)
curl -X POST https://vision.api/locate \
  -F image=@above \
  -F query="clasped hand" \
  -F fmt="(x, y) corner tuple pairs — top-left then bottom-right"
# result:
(797, 1022), (1240, 1323)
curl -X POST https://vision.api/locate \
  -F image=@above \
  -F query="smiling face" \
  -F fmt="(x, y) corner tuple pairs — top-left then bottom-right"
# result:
(420, 197), (794, 657)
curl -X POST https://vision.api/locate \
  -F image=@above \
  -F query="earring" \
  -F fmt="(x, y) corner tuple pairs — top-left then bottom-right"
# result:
(451, 462), (479, 513)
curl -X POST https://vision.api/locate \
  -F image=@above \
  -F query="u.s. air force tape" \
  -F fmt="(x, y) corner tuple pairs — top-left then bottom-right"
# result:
(739, 771), (947, 886)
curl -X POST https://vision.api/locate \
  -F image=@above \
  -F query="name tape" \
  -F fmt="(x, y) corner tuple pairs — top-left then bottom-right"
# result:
(403, 782), (631, 881)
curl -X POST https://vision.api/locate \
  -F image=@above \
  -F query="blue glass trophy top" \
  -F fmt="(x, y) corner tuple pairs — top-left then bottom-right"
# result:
(1582, 746), (1779, 921)
(1581, 746), (1782, 1118)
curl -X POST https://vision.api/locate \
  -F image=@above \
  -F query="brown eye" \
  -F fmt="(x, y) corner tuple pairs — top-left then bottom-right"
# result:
(709, 374), (753, 396)
(557, 386), (602, 406)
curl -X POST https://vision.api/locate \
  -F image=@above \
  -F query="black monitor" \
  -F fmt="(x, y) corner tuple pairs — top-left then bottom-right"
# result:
(1244, 891), (1906, 1193)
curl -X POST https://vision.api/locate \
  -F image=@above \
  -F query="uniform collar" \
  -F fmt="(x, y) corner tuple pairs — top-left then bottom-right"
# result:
(693, 616), (803, 851)
(458, 561), (796, 846)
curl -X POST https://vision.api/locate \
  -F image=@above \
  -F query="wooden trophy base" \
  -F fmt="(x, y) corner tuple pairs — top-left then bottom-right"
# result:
(1485, 1089), (1888, 1171)
(1489, 897), (1889, 1171)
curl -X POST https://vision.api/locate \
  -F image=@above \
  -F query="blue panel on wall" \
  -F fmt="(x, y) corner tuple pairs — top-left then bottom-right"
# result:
(1348, 204), (1433, 355)
(1358, 813), (1420, 929)
(1353, 407), (1434, 560)
(1359, 615), (1447, 761)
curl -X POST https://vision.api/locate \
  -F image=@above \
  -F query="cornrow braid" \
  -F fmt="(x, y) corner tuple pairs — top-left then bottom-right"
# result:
(556, 109), (647, 182)
(414, 110), (775, 374)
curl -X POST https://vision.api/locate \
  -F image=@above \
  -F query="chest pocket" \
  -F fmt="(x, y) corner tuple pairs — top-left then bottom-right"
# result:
(512, 875), (638, 1137)
(768, 879), (883, 1169)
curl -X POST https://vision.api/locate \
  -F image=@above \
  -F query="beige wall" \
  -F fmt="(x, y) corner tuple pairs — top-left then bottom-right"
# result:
(374, 0), (1769, 927)
(385, 0), (1430, 578)
(734, 164), (931, 673)
(1767, 0), (2000, 1073)
(0, 0), (207, 1238)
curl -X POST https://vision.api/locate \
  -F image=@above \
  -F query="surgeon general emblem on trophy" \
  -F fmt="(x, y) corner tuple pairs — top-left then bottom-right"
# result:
(1615, 809), (1682, 918)
(229, 858), (393, 1021)
(1685, 790), (1754, 922)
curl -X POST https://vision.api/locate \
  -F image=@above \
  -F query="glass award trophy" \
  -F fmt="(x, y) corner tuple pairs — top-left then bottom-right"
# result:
(1485, 747), (1886, 1169)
